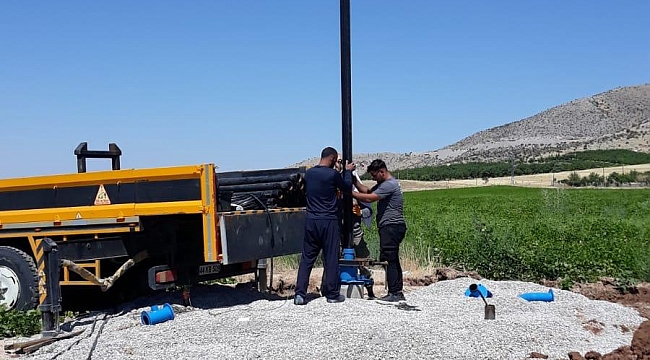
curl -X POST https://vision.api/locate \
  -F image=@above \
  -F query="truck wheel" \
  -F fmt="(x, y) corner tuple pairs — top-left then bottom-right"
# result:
(0, 246), (39, 311)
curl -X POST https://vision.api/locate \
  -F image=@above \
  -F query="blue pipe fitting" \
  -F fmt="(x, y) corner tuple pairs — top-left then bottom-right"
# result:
(464, 284), (493, 298)
(141, 303), (175, 325)
(342, 248), (355, 260)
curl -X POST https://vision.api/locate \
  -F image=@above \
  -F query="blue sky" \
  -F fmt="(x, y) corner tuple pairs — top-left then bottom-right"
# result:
(1, 1), (648, 177)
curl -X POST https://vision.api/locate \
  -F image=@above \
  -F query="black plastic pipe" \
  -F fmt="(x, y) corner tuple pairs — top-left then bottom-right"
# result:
(219, 181), (293, 193)
(340, 0), (354, 249)
(218, 173), (300, 187)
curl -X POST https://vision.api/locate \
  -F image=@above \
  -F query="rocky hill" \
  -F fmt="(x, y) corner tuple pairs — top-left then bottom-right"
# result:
(290, 84), (650, 172)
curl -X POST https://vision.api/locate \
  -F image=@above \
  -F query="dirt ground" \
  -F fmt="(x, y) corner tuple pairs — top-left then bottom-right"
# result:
(566, 280), (650, 360)
(398, 163), (650, 192)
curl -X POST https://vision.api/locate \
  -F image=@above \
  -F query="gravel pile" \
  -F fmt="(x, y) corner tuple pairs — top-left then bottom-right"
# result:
(21, 277), (644, 360)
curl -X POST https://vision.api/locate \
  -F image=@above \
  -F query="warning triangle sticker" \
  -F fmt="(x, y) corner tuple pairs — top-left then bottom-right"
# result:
(75, 212), (82, 219)
(94, 184), (111, 205)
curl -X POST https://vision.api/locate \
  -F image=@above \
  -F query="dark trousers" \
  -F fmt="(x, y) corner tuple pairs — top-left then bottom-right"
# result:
(379, 223), (407, 295)
(295, 218), (341, 299)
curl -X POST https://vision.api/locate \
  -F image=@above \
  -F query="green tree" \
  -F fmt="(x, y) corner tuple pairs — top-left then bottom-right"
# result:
(566, 172), (582, 186)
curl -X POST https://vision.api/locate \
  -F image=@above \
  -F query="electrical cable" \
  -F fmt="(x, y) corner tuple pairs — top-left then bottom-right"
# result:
(48, 312), (104, 360)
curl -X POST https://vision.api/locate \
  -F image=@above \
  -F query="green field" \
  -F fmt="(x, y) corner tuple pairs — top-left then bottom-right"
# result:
(361, 186), (650, 288)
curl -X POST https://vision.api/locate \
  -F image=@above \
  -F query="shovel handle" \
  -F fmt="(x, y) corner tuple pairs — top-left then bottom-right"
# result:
(478, 292), (489, 307)
(469, 284), (489, 306)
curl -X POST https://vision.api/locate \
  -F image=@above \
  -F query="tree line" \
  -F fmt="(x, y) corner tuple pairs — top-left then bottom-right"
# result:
(362, 149), (650, 183)
(560, 170), (650, 187)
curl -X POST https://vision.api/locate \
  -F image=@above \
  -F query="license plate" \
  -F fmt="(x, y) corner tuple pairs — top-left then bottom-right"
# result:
(198, 263), (221, 276)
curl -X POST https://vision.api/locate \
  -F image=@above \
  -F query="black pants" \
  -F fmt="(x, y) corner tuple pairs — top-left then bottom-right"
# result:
(379, 223), (407, 295)
(296, 218), (341, 300)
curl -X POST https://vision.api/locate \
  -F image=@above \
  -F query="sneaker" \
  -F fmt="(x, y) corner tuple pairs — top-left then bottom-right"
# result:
(375, 292), (406, 304)
(326, 294), (345, 303)
(294, 294), (305, 305)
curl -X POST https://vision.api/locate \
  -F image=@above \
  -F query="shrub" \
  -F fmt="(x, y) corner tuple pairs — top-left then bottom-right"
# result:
(0, 305), (41, 338)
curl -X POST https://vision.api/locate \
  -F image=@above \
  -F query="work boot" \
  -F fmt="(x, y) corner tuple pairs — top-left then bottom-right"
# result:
(294, 294), (305, 305)
(326, 294), (345, 303)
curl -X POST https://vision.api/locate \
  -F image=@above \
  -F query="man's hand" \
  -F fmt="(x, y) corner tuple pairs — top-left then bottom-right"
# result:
(345, 161), (356, 172)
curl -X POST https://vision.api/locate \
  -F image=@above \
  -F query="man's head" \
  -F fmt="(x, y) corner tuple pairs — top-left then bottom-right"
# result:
(367, 159), (389, 182)
(320, 147), (338, 168)
(334, 153), (343, 172)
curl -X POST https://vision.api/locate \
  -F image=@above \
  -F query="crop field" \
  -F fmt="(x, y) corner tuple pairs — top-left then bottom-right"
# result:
(397, 163), (650, 191)
(362, 186), (650, 287)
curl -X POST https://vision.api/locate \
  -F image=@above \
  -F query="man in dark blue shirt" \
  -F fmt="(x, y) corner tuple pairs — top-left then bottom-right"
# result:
(294, 147), (355, 305)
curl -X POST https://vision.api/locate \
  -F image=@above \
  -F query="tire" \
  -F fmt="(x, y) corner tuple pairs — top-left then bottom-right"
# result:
(0, 246), (39, 311)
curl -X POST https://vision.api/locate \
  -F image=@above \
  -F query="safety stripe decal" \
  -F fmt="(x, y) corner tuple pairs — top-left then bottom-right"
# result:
(203, 165), (213, 261)
(33, 238), (46, 305)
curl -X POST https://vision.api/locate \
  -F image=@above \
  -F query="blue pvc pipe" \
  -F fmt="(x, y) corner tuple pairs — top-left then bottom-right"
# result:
(342, 248), (355, 260)
(141, 303), (175, 325)
(519, 289), (555, 302)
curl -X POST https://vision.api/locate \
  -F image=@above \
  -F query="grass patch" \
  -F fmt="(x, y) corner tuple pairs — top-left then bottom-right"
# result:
(264, 186), (650, 288)
(271, 254), (302, 271)
(397, 186), (650, 285)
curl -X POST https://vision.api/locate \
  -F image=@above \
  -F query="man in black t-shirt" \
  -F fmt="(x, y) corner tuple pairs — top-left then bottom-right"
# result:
(294, 147), (356, 305)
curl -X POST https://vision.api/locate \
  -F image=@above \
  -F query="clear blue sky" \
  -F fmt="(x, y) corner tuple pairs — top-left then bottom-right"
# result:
(1, 1), (648, 177)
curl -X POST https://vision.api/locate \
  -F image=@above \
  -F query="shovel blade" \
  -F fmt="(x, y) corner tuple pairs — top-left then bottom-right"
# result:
(484, 305), (496, 320)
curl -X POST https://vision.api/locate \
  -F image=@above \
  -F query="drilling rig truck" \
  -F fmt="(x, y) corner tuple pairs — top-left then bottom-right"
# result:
(0, 143), (306, 314)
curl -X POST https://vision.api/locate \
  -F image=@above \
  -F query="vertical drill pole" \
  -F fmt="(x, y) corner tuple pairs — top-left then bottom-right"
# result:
(340, 0), (354, 250)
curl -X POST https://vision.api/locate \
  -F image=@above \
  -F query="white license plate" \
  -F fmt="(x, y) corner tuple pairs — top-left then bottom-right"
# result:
(198, 264), (221, 276)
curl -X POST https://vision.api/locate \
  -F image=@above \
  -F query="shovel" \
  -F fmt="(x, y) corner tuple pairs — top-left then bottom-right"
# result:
(469, 283), (495, 320)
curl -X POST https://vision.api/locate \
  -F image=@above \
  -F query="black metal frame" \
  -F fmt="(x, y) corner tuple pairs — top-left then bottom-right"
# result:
(74, 142), (122, 173)
(39, 238), (61, 337)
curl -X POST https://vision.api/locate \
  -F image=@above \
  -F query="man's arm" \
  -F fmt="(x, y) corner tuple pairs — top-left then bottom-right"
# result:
(353, 176), (372, 194)
(351, 190), (380, 203)
(353, 178), (396, 203)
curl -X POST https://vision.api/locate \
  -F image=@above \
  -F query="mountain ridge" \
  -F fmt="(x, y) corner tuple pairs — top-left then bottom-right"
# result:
(290, 83), (650, 172)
